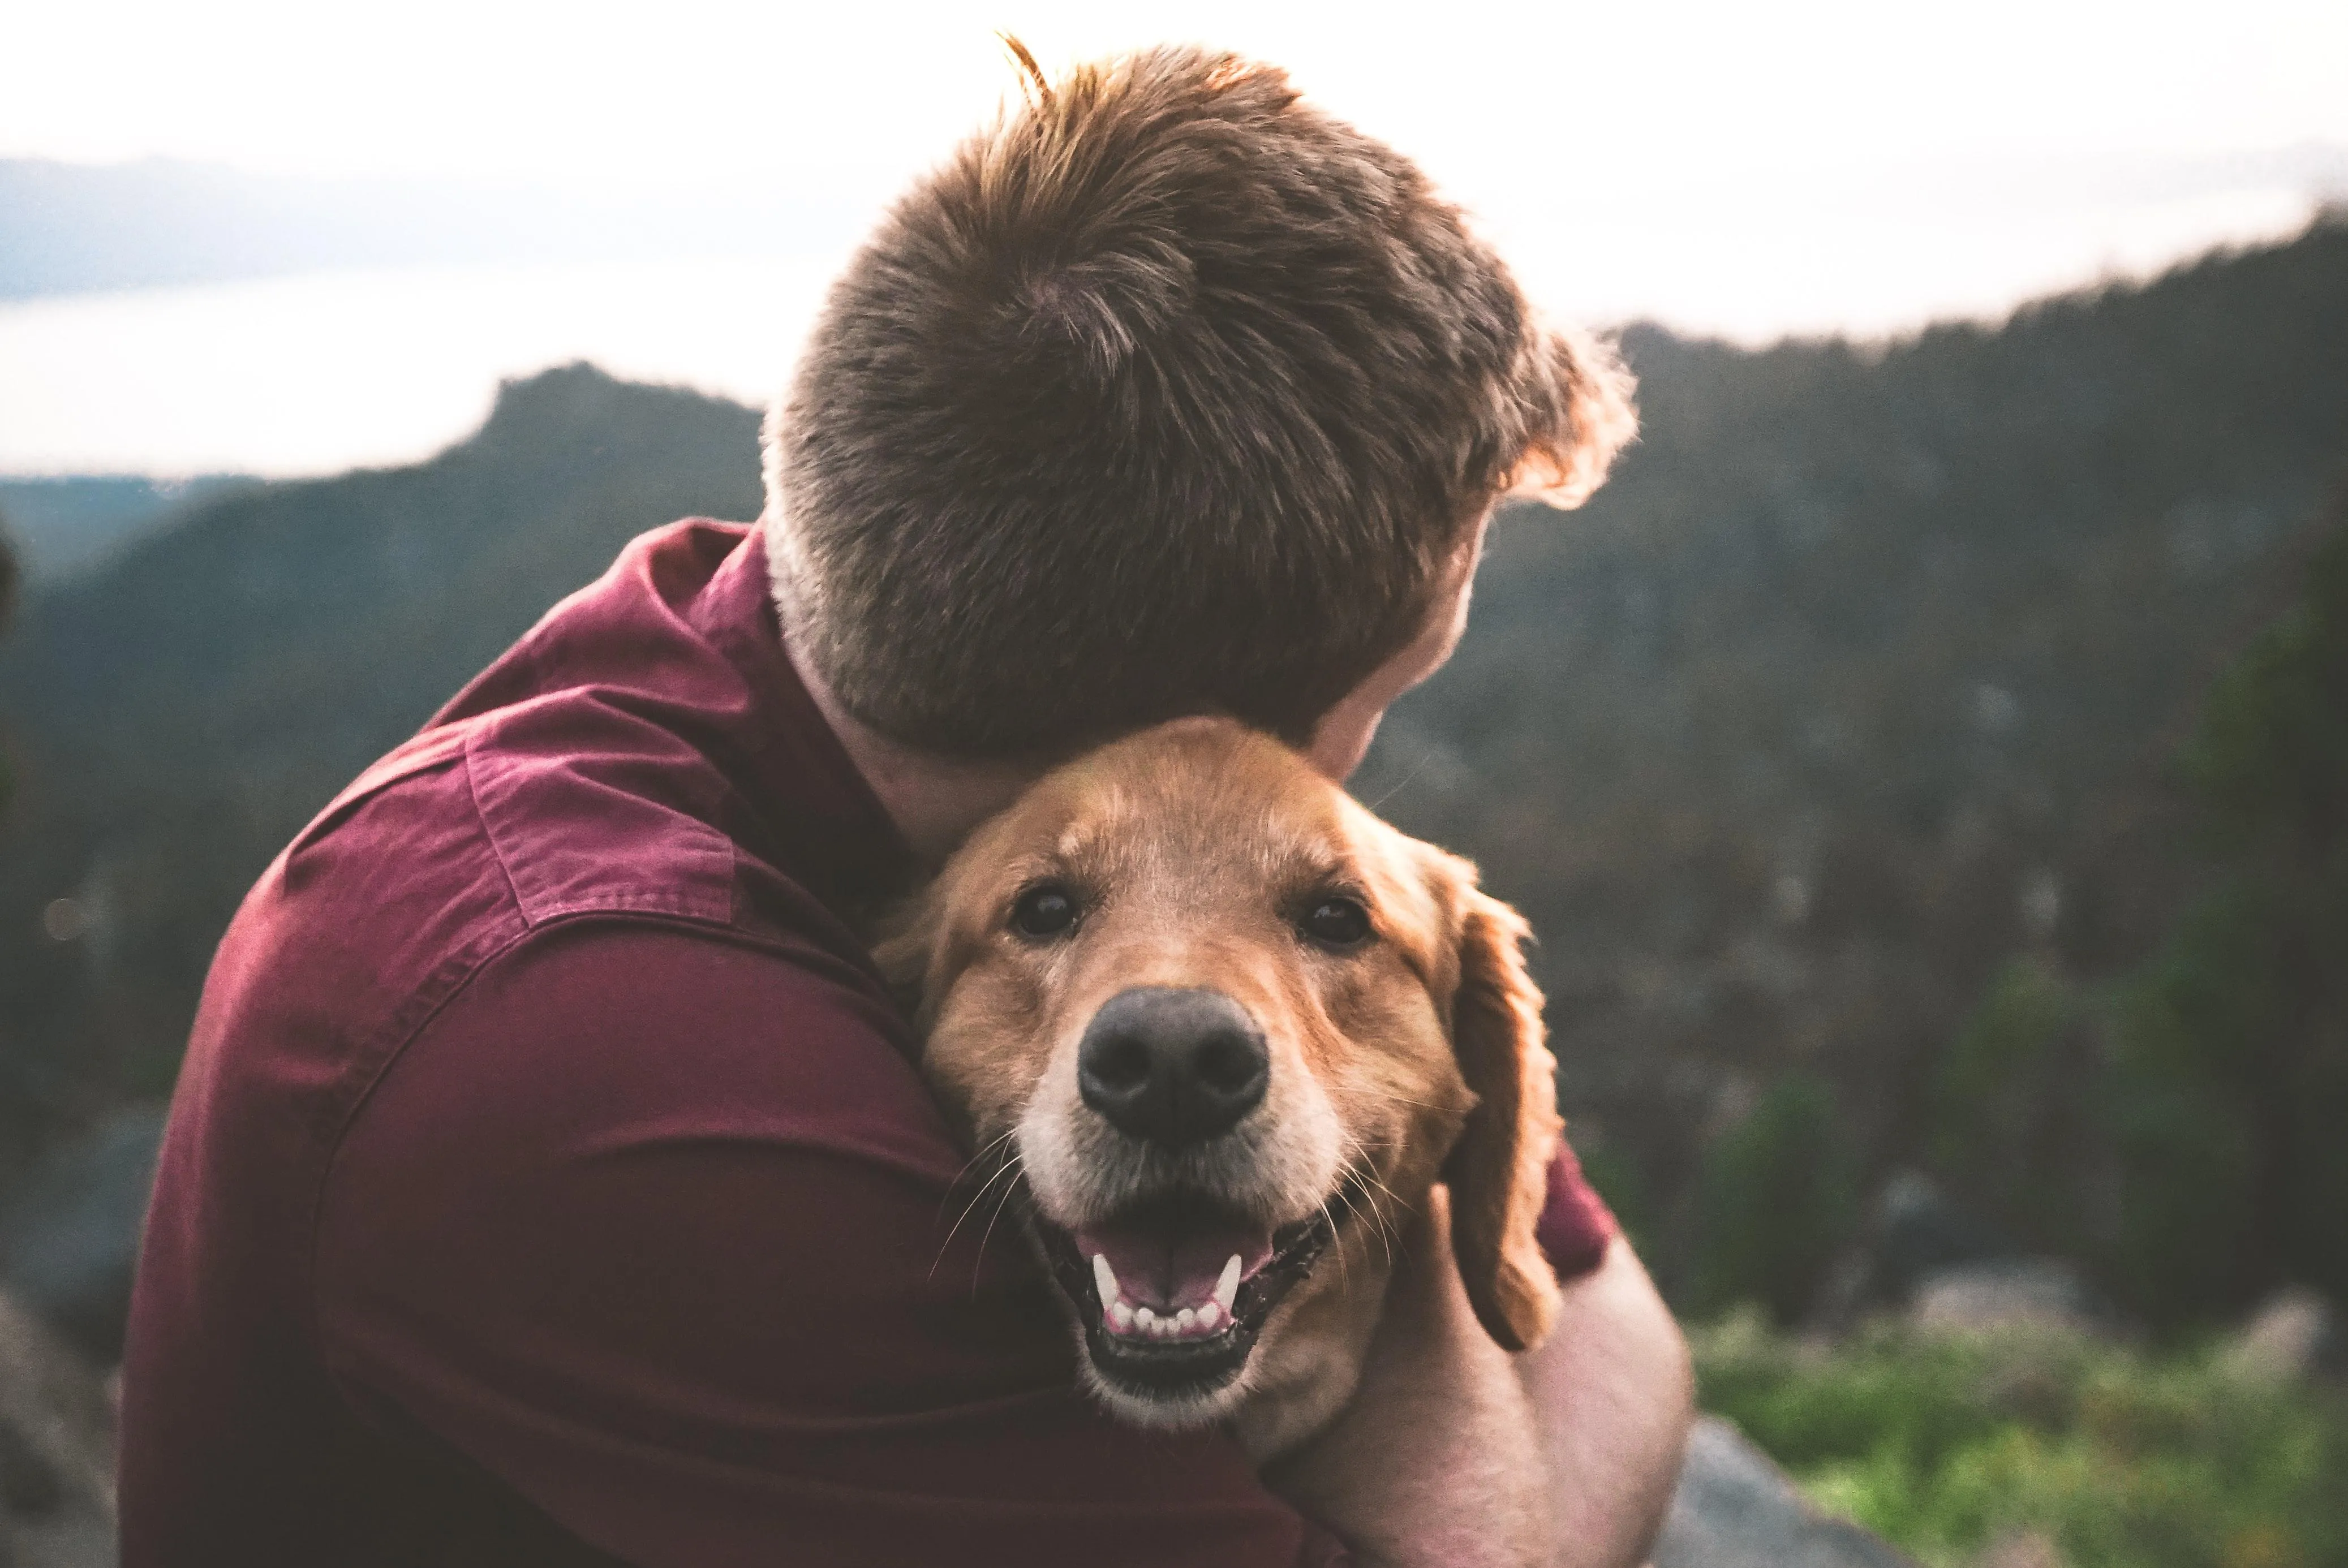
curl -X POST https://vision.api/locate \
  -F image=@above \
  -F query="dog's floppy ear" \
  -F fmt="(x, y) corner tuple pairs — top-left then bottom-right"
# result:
(1440, 878), (1565, 1352)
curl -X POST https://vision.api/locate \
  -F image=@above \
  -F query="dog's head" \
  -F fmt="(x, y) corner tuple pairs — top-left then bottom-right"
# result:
(879, 717), (1562, 1427)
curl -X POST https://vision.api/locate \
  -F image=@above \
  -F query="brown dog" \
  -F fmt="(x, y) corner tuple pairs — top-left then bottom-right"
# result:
(878, 716), (1565, 1476)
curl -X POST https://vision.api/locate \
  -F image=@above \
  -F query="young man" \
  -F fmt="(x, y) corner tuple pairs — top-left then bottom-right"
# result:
(119, 45), (1689, 1567)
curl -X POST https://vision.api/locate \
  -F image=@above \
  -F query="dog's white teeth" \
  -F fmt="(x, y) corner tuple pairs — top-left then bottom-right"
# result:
(1109, 1301), (1134, 1332)
(1134, 1306), (1156, 1331)
(1174, 1307), (1197, 1333)
(1214, 1253), (1242, 1315)
(1195, 1300), (1222, 1332)
(1091, 1253), (1120, 1312)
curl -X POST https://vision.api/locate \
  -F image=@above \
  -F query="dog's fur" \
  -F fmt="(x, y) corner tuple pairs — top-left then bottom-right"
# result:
(877, 717), (1563, 1468)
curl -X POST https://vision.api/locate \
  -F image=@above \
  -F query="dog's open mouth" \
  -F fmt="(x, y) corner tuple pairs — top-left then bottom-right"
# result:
(1030, 1186), (1349, 1402)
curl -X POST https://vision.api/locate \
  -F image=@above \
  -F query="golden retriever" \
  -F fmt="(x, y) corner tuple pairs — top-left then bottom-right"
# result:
(878, 716), (1565, 1485)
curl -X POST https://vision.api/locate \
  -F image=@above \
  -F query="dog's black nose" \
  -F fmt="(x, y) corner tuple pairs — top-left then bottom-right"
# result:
(1078, 987), (1268, 1148)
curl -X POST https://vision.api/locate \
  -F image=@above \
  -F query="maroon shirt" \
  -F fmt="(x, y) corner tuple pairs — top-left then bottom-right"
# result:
(119, 521), (1614, 1567)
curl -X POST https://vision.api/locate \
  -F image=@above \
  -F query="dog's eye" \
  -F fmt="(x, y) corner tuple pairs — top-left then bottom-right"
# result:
(1299, 895), (1372, 949)
(1009, 883), (1080, 940)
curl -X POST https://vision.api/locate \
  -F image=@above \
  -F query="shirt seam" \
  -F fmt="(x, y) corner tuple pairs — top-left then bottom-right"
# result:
(463, 727), (529, 925)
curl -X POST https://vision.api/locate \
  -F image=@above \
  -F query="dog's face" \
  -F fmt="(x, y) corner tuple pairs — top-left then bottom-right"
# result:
(880, 718), (1562, 1428)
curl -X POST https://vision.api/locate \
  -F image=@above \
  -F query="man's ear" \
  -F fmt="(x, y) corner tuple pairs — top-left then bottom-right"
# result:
(1440, 883), (1565, 1352)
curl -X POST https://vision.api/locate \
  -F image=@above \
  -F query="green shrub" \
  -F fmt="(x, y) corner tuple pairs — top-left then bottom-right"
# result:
(1692, 1312), (2348, 1568)
(1690, 1074), (1863, 1323)
(1931, 957), (2100, 1258)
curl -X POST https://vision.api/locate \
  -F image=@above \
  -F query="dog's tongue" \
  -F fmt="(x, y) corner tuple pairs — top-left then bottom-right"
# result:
(1076, 1222), (1275, 1311)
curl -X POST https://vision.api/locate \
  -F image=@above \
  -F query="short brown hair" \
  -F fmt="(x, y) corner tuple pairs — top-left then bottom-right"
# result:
(764, 43), (1633, 758)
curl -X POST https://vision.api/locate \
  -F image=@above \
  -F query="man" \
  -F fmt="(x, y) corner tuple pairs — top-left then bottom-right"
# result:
(119, 44), (1689, 1567)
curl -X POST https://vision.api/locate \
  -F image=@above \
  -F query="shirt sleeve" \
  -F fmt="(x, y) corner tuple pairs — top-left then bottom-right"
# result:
(1537, 1139), (1618, 1282)
(313, 919), (1349, 1568)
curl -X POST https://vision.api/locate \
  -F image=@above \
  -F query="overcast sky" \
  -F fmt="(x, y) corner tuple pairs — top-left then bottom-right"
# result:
(11, 0), (2347, 186)
(5, 0), (2346, 474)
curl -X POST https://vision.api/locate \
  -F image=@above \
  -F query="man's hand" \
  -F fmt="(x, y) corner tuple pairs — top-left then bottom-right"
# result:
(1263, 1196), (1692, 1568)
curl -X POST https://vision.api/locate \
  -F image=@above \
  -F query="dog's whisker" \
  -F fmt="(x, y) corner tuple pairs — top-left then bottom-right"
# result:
(1330, 1181), (1392, 1271)
(969, 1155), (1026, 1296)
(1335, 1139), (1408, 1264)
(1317, 1194), (1354, 1295)
(1349, 1087), (1452, 1113)
(931, 1147), (1026, 1282)
(945, 1127), (1020, 1188)
(935, 1128), (1020, 1225)
(1362, 746), (1438, 812)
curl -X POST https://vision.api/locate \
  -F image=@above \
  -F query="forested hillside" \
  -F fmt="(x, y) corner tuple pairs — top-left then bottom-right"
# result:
(0, 477), (256, 585)
(1357, 216), (2348, 1321)
(0, 365), (762, 1167)
(2, 221), (2343, 1325)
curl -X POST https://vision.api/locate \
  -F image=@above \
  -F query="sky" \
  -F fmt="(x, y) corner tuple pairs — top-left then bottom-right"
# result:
(4, 0), (2346, 474)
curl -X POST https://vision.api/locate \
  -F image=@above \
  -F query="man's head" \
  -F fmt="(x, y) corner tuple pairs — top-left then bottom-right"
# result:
(764, 42), (1634, 764)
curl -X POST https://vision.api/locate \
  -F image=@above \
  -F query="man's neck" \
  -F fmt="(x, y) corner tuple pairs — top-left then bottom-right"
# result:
(784, 629), (1041, 870)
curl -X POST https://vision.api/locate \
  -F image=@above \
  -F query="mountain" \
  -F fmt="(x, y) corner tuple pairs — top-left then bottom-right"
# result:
(0, 478), (258, 585)
(3, 219), (2345, 1321)
(0, 365), (762, 1164)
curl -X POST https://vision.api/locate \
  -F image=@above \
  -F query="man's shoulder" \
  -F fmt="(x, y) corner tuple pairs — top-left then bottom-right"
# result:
(192, 688), (905, 1192)
(270, 673), (851, 975)
(365, 917), (950, 1178)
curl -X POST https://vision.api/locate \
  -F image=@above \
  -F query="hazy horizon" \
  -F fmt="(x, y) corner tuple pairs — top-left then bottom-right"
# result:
(5, 0), (2346, 476)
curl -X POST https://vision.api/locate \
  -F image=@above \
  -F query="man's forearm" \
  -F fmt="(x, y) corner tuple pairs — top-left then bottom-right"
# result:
(1520, 1237), (1694, 1568)
(1265, 1197), (1692, 1568)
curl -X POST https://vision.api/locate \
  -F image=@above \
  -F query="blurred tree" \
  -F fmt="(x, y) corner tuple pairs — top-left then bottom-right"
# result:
(1929, 956), (2106, 1263)
(1932, 511), (2348, 1325)
(1691, 1072), (1863, 1323)
(2115, 510), (2348, 1314)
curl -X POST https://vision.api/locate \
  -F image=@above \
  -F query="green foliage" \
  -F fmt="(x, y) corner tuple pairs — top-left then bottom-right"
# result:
(2105, 514), (2348, 1316)
(2098, 890), (2270, 1319)
(1691, 1074), (1863, 1323)
(1695, 1312), (2348, 1568)
(1932, 958), (2098, 1255)
(2182, 527), (2348, 852)
(1915, 507), (2348, 1327)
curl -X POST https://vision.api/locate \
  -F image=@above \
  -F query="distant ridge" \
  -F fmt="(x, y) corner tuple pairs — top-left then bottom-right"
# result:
(0, 477), (259, 585)
(0, 364), (761, 1158)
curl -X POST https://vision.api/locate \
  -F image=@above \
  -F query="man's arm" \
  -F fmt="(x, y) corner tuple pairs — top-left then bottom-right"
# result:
(313, 920), (1347, 1568)
(1263, 1194), (1691, 1568)
(1525, 1238), (1694, 1568)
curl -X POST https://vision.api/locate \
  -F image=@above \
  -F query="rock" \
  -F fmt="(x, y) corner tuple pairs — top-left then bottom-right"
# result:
(1978, 1531), (2067, 1568)
(1908, 1257), (2103, 1337)
(1653, 1416), (1919, 1568)
(2220, 1286), (2340, 1384)
(0, 1289), (115, 1568)
(0, 1106), (167, 1363)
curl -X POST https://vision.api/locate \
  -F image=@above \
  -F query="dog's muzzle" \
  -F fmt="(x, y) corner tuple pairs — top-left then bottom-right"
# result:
(1025, 985), (1347, 1405)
